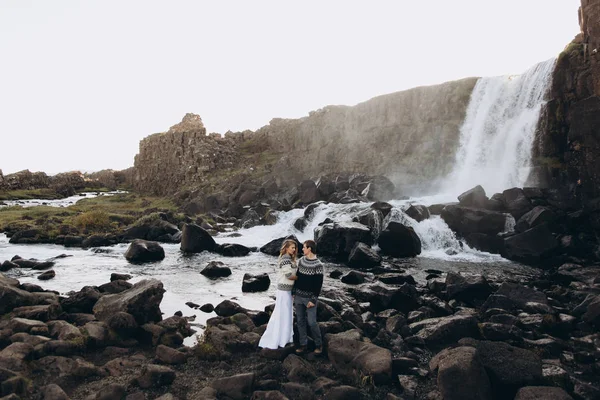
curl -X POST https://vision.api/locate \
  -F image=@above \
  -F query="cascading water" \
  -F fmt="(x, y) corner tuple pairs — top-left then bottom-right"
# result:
(447, 58), (556, 196)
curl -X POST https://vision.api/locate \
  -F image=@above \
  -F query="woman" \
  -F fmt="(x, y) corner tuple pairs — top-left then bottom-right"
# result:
(258, 239), (298, 349)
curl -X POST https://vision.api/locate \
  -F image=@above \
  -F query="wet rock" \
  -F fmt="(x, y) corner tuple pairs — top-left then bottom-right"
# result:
(180, 223), (217, 253)
(398, 375), (419, 400)
(315, 222), (374, 260)
(405, 204), (431, 222)
(200, 303), (215, 313)
(242, 273), (271, 293)
(352, 209), (384, 238)
(377, 222), (421, 257)
(441, 205), (507, 235)
(124, 239), (165, 263)
(371, 201), (393, 218)
(251, 390), (289, 400)
(502, 224), (559, 264)
(341, 271), (367, 285)
(348, 242), (381, 268)
(48, 320), (82, 341)
(515, 206), (556, 233)
(458, 185), (488, 208)
(0, 342), (34, 371)
(214, 300), (247, 317)
(217, 243), (251, 257)
(260, 235), (301, 257)
(201, 261), (232, 278)
(503, 188), (533, 220)
(93, 279), (165, 325)
(111, 273), (132, 281)
(350, 282), (419, 313)
(0, 260), (18, 272)
(378, 273), (416, 285)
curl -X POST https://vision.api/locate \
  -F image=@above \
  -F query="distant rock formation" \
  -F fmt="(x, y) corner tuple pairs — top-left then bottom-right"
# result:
(536, 0), (600, 202)
(133, 79), (478, 198)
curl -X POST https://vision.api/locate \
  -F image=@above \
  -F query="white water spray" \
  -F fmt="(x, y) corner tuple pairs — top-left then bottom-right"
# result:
(447, 59), (556, 196)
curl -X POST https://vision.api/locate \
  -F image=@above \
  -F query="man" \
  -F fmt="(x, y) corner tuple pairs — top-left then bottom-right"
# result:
(293, 239), (324, 354)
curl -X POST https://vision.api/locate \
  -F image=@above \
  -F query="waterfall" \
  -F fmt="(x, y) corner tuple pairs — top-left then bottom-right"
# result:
(447, 58), (556, 196)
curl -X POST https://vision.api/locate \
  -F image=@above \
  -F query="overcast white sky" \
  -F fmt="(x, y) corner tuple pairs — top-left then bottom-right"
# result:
(0, 0), (581, 175)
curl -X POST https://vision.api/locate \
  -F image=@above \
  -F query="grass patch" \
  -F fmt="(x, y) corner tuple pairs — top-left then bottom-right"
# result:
(0, 192), (178, 239)
(73, 210), (112, 232)
(0, 189), (61, 201)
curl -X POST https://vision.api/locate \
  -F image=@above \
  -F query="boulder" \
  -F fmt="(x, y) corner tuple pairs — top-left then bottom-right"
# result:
(377, 222), (421, 257)
(298, 180), (320, 205)
(405, 204), (431, 222)
(502, 224), (558, 264)
(211, 372), (255, 400)
(352, 209), (384, 238)
(93, 279), (165, 324)
(60, 286), (101, 313)
(475, 340), (542, 398)
(435, 346), (492, 400)
(37, 270), (56, 280)
(201, 261), (232, 278)
(515, 206), (556, 233)
(441, 205), (507, 235)
(124, 240), (165, 263)
(502, 188), (533, 220)
(409, 313), (479, 345)
(348, 242), (381, 269)
(514, 386), (573, 400)
(180, 224), (217, 253)
(135, 364), (176, 389)
(445, 272), (492, 303)
(242, 273), (271, 293)
(315, 222), (373, 260)
(217, 243), (251, 257)
(214, 300), (247, 317)
(458, 185), (488, 208)
(327, 338), (392, 384)
(260, 235), (301, 257)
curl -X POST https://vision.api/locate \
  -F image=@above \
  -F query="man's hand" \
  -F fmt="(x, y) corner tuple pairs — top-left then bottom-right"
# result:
(307, 301), (315, 308)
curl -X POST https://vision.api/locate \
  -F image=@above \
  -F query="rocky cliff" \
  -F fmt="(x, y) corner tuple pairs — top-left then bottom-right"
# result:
(133, 78), (478, 198)
(536, 0), (600, 202)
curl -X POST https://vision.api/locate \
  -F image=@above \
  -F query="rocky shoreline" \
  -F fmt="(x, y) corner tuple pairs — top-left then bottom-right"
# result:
(1, 233), (599, 400)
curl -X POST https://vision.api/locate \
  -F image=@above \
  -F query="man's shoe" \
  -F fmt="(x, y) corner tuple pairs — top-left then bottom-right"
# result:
(295, 346), (306, 354)
(313, 347), (323, 355)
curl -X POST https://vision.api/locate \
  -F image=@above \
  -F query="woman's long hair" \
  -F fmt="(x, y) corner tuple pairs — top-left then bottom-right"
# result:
(279, 239), (298, 263)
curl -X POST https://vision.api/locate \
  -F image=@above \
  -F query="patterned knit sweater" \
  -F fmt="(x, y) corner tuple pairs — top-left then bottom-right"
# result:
(277, 254), (297, 291)
(292, 256), (324, 302)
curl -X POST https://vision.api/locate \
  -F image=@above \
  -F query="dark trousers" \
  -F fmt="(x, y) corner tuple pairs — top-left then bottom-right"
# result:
(294, 296), (322, 348)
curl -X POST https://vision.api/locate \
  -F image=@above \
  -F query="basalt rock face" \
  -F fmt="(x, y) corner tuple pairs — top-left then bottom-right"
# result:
(133, 113), (251, 196)
(536, 0), (600, 203)
(133, 80), (477, 198)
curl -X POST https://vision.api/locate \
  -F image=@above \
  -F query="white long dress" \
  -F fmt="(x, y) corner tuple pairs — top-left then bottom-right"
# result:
(258, 289), (294, 349)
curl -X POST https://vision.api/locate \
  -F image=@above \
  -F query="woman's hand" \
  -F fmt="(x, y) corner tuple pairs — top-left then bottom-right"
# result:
(289, 276), (298, 280)
(307, 301), (315, 308)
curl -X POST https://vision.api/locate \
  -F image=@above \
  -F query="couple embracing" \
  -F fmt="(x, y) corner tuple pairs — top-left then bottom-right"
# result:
(258, 239), (324, 355)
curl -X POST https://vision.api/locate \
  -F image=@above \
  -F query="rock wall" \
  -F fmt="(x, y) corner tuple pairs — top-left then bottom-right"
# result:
(133, 79), (478, 196)
(536, 0), (600, 202)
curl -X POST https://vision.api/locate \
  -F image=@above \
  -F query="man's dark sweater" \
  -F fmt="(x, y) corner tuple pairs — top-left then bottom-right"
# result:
(293, 256), (324, 303)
